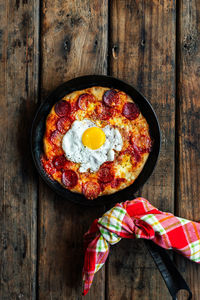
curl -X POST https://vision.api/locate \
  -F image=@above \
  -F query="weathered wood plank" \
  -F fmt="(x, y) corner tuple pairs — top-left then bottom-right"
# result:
(39, 1), (108, 299)
(108, 1), (176, 299)
(176, 0), (200, 299)
(0, 0), (39, 299)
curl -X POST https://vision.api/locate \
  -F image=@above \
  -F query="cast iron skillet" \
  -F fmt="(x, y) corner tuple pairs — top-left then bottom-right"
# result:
(31, 77), (192, 299)
(31, 75), (161, 206)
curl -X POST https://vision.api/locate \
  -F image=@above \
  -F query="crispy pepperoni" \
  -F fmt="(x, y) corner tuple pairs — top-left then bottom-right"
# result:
(131, 144), (142, 163)
(54, 100), (71, 117)
(142, 136), (152, 153)
(123, 145), (141, 163)
(62, 170), (78, 188)
(122, 102), (140, 120)
(49, 130), (62, 147)
(103, 89), (119, 107)
(96, 105), (113, 120)
(52, 155), (67, 170)
(77, 93), (95, 110)
(98, 166), (114, 183)
(131, 134), (152, 153)
(56, 117), (71, 134)
(82, 181), (100, 200)
(68, 103), (78, 121)
(111, 178), (125, 188)
(41, 156), (56, 176)
(101, 161), (114, 168)
(99, 182), (106, 192)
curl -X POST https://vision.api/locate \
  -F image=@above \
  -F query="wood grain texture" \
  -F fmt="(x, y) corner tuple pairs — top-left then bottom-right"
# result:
(41, 0), (108, 98)
(1, 1), (199, 299)
(176, 0), (200, 299)
(108, 1), (176, 299)
(0, 0), (39, 299)
(39, 1), (108, 299)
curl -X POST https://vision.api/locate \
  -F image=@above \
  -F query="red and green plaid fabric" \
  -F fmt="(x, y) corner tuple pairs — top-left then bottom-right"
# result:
(82, 197), (200, 295)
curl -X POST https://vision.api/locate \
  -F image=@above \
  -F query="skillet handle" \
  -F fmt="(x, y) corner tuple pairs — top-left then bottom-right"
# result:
(145, 240), (192, 300)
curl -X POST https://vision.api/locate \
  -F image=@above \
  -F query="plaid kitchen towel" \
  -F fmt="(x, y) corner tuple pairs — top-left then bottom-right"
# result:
(82, 197), (200, 295)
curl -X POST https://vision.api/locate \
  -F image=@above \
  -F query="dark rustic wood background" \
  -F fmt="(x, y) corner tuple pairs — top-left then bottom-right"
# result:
(0, 0), (200, 299)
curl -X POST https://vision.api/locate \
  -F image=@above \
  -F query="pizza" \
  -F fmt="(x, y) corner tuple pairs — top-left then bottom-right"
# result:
(41, 86), (152, 200)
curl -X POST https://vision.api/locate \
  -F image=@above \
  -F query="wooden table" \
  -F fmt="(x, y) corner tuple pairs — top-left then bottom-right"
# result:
(0, 1), (200, 299)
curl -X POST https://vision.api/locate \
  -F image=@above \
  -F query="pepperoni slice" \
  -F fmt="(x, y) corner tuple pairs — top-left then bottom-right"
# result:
(98, 166), (114, 183)
(82, 181), (100, 200)
(131, 144), (141, 163)
(52, 155), (67, 170)
(122, 145), (141, 164)
(103, 89), (119, 107)
(99, 182), (105, 192)
(62, 170), (78, 188)
(131, 134), (152, 153)
(49, 130), (62, 147)
(56, 117), (71, 134)
(96, 105), (113, 120)
(54, 100), (71, 117)
(41, 156), (56, 176)
(111, 178), (125, 188)
(122, 102), (140, 120)
(77, 93), (95, 110)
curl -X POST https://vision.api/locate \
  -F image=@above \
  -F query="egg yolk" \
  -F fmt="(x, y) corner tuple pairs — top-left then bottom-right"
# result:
(82, 127), (106, 150)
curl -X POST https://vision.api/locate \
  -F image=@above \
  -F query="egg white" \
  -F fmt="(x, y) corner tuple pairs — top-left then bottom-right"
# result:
(62, 119), (123, 173)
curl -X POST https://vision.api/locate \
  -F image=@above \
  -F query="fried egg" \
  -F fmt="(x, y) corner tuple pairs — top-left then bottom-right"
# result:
(62, 119), (123, 172)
